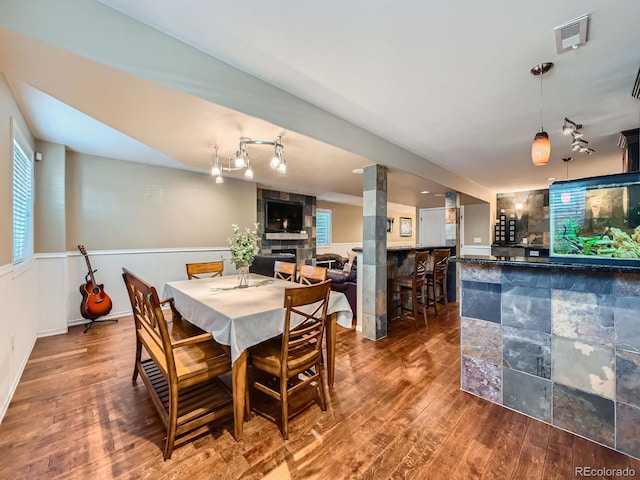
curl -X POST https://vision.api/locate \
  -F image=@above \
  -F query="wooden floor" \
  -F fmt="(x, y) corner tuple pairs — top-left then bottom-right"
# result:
(2, 304), (639, 480)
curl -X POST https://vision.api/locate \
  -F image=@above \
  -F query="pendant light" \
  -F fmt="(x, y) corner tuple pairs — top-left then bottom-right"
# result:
(530, 63), (553, 166)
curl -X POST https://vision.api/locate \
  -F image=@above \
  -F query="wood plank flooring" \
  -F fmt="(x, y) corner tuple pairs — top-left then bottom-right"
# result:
(1, 304), (639, 479)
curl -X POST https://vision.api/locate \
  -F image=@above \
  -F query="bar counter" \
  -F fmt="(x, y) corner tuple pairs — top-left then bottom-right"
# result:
(453, 255), (640, 459)
(354, 245), (457, 333)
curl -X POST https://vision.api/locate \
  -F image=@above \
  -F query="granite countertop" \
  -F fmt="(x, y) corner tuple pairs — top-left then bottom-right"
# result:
(353, 245), (453, 252)
(491, 244), (548, 249)
(453, 255), (640, 274)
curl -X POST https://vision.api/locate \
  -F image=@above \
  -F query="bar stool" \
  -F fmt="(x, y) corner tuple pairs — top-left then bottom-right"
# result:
(427, 249), (450, 316)
(391, 251), (429, 330)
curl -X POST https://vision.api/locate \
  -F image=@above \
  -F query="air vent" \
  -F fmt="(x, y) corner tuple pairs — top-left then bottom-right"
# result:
(554, 14), (589, 53)
(632, 67), (640, 99)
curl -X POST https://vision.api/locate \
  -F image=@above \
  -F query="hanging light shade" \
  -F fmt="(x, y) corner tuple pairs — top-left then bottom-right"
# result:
(210, 146), (222, 176)
(244, 163), (254, 179)
(531, 130), (551, 166)
(530, 62), (553, 166)
(234, 150), (246, 169)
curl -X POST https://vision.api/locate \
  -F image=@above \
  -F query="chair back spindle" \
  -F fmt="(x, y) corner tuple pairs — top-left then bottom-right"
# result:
(274, 260), (296, 281)
(298, 265), (327, 284)
(186, 261), (224, 279)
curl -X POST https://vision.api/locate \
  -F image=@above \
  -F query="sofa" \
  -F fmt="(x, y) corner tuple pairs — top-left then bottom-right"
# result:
(326, 257), (357, 320)
(249, 253), (296, 277)
(316, 253), (347, 270)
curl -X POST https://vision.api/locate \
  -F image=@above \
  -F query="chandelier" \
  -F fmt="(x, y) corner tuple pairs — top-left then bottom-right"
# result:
(210, 136), (287, 184)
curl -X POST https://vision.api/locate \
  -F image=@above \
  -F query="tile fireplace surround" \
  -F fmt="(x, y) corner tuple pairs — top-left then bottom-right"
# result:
(257, 188), (315, 266)
(456, 256), (640, 460)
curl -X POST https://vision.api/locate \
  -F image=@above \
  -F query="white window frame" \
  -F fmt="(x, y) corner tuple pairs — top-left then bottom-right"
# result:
(12, 118), (35, 277)
(316, 208), (332, 247)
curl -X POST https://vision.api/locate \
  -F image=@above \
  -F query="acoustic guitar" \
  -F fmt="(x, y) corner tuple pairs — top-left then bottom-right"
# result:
(78, 245), (113, 321)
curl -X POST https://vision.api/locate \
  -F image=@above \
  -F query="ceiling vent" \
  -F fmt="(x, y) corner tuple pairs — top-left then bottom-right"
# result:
(554, 14), (589, 53)
(619, 68), (640, 148)
(632, 67), (640, 99)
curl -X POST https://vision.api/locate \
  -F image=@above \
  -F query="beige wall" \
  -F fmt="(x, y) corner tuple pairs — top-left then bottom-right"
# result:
(317, 200), (416, 244)
(0, 74), (35, 265)
(317, 201), (362, 243)
(65, 152), (257, 250)
(463, 203), (491, 246)
(34, 141), (66, 253)
(387, 209), (416, 243)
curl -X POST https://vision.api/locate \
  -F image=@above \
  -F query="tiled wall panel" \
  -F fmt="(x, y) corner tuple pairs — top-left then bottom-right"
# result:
(459, 262), (640, 459)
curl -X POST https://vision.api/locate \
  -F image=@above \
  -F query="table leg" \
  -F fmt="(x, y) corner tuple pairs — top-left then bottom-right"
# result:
(232, 350), (247, 441)
(326, 313), (337, 387)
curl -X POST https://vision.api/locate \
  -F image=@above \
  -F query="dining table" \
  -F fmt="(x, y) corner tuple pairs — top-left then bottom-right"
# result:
(162, 272), (353, 440)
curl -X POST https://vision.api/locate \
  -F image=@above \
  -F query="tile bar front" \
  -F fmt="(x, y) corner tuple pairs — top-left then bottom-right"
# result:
(455, 255), (640, 460)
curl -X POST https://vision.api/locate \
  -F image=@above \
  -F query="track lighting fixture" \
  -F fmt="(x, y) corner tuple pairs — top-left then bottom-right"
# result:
(210, 136), (287, 183)
(572, 139), (588, 151)
(562, 117), (583, 135)
(563, 118), (595, 155)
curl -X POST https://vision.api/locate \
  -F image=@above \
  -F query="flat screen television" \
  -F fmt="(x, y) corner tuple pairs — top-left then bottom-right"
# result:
(265, 200), (304, 233)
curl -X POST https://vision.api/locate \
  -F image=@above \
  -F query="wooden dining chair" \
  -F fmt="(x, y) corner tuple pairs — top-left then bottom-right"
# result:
(391, 251), (429, 330)
(122, 268), (233, 460)
(186, 261), (224, 279)
(427, 249), (450, 316)
(298, 264), (327, 284)
(274, 260), (296, 281)
(247, 279), (332, 440)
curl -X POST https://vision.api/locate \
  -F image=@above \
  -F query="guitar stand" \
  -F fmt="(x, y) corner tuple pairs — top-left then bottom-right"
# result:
(83, 317), (118, 333)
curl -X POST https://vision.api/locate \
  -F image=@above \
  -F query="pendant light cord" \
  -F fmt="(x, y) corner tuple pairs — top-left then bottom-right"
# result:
(539, 67), (544, 131)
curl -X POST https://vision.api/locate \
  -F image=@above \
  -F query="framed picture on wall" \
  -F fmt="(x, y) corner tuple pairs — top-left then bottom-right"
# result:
(386, 217), (394, 233)
(400, 217), (412, 237)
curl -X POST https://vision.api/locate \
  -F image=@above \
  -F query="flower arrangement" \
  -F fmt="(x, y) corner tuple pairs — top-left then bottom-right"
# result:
(227, 223), (260, 269)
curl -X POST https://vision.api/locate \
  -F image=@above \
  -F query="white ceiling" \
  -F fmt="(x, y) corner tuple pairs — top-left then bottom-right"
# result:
(2, 1), (640, 209)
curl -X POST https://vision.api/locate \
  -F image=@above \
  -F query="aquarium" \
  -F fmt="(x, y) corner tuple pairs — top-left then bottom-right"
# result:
(550, 172), (640, 266)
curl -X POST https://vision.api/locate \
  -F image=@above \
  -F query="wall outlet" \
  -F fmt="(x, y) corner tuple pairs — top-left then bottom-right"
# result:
(522, 238), (528, 245)
(11, 333), (15, 352)
(473, 237), (481, 244)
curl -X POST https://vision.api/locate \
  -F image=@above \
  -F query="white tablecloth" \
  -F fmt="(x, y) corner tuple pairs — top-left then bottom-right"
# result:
(163, 273), (353, 362)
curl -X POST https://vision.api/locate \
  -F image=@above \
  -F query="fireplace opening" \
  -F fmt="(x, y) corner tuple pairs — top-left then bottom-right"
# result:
(270, 248), (297, 264)
(271, 248), (296, 256)
(250, 248), (297, 277)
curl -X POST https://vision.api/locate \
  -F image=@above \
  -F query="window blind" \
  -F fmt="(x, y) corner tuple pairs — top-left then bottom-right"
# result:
(12, 137), (33, 264)
(316, 210), (331, 247)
